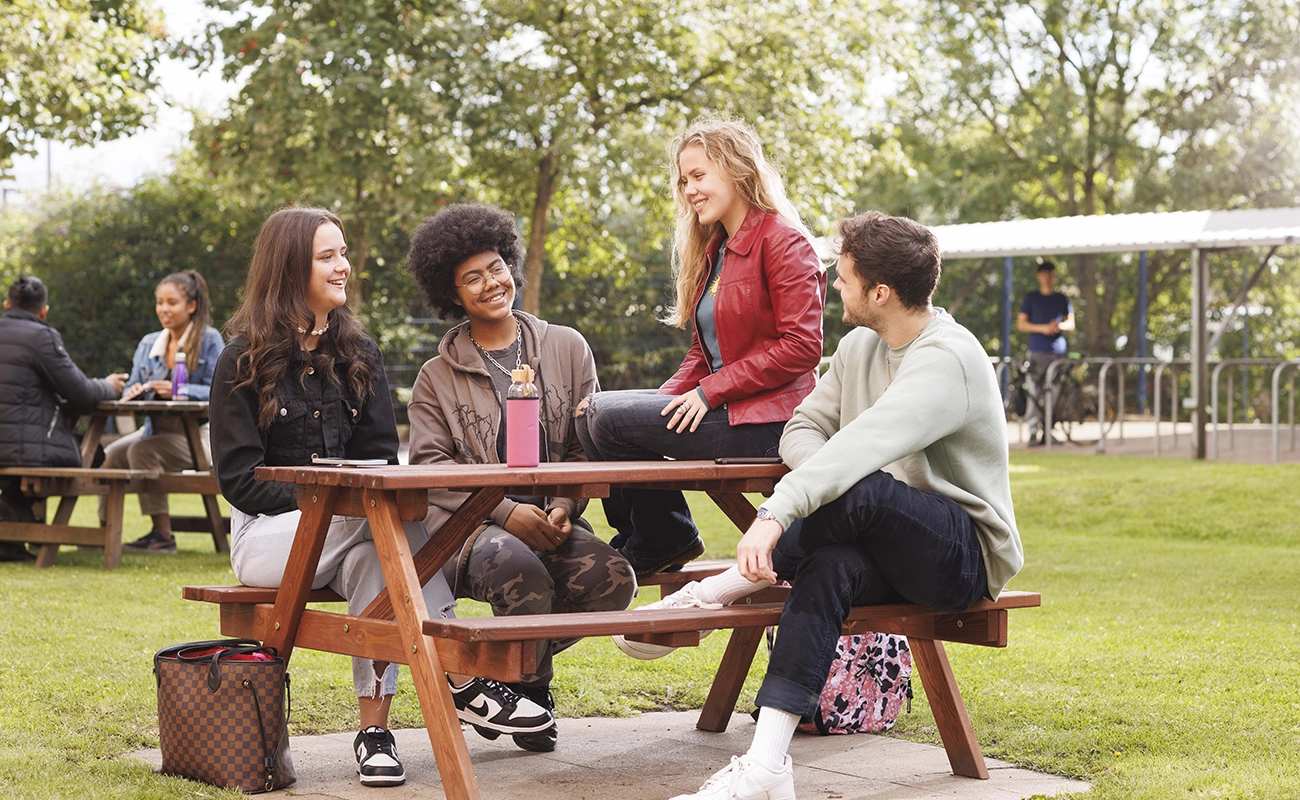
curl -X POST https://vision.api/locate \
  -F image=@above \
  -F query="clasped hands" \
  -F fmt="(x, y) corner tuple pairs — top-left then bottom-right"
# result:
(505, 504), (573, 552)
(122, 379), (176, 400)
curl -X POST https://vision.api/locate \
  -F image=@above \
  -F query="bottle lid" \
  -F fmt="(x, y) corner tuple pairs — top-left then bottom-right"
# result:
(176, 352), (186, 362)
(511, 368), (526, 383)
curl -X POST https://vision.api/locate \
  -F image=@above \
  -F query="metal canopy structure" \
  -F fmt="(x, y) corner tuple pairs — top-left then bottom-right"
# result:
(930, 207), (1300, 259)
(928, 206), (1300, 460)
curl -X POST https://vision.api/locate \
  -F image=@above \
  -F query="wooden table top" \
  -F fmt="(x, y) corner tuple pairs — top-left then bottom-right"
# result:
(255, 460), (789, 491)
(96, 400), (209, 414)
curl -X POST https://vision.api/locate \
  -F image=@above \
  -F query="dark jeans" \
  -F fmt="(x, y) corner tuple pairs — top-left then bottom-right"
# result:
(573, 389), (783, 560)
(755, 470), (989, 719)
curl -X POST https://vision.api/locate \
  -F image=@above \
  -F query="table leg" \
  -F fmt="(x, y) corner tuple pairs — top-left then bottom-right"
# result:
(264, 485), (338, 663)
(706, 491), (759, 532)
(698, 625), (764, 732)
(361, 486), (505, 620)
(102, 482), (126, 570)
(910, 638), (989, 779)
(181, 416), (229, 553)
(363, 487), (481, 800)
(80, 416), (107, 468)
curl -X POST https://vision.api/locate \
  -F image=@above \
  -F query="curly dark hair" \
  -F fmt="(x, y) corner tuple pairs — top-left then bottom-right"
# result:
(405, 204), (526, 320)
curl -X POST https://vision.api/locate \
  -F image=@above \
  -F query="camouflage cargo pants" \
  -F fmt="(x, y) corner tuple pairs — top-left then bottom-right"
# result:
(443, 522), (636, 688)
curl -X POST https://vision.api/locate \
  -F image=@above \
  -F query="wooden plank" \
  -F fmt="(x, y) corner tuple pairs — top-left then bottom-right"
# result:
(262, 485), (338, 663)
(80, 415), (107, 468)
(184, 585), (346, 604)
(102, 480), (125, 570)
(304, 485), (428, 523)
(363, 487), (482, 800)
(143, 473), (221, 494)
(705, 492), (760, 532)
(362, 486), (506, 621)
(255, 460), (788, 492)
(698, 626), (765, 732)
(911, 638), (989, 779)
(219, 602), (529, 682)
(0, 522), (105, 547)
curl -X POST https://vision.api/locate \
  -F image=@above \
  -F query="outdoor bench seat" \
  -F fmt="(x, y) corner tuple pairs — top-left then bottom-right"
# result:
(183, 563), (1039, 781)
(0, 466), (161, 569)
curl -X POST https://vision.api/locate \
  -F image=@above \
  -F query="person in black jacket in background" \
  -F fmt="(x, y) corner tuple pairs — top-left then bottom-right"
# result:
(0, 276), (126, 561)
(209, 207), (552, 788)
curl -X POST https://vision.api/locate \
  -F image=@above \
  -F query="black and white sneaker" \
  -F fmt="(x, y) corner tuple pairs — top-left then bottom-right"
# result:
(354, 726), (405, 787)
(448, 677), (553, 735)
(509, 684), (558, 752)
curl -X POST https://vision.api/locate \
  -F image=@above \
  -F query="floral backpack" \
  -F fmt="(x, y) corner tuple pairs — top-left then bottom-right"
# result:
(797, 632), (913, 735)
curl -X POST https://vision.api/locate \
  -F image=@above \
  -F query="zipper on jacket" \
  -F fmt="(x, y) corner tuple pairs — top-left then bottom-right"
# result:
(46, 410), (59, 438)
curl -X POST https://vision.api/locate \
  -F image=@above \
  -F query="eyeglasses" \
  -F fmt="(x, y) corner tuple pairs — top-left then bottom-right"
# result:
(454, 263), (512, 295)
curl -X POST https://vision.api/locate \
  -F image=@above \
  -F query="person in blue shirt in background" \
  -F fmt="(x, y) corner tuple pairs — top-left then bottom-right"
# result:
(103, 269), (224, 553)
(1016, 260), (1074, 446)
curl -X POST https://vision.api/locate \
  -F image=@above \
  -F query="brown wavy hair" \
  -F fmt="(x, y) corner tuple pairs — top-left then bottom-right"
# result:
(158, 269), (211, 372)
(224, 207), (376, 429)
(664, 116), (813, 328)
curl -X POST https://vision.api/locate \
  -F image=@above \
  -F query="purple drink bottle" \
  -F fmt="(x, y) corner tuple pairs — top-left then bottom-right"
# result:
(506, 365), (539, 467)
(172, 352), (189, 400)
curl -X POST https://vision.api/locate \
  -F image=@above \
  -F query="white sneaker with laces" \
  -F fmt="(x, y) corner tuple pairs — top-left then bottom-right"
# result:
(670, 754), (796, 800)
(612, 581), (723, 660)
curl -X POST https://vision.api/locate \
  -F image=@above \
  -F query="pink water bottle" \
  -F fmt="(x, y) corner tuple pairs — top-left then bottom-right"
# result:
(506, 365), (539, 467)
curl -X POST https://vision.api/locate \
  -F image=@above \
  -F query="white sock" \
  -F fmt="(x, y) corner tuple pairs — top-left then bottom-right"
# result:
(746, 706), (798, 772)
(694, 565), (771, 606)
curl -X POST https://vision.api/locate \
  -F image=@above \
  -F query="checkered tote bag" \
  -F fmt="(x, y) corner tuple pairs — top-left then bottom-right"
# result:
(154, 639), (296, 793)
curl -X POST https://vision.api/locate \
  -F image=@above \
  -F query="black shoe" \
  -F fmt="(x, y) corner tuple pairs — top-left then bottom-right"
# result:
(0, 542), (35, 562)
(354, 726), (405, 787)
(620, 536), (706, 579)
(508, 684), (558, 752)
(122, 529), (176, 554)
(448, 677), (553, 734)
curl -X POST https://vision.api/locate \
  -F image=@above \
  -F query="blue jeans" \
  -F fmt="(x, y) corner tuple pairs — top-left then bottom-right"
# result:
(573, 389), (784, 561)
(755, 470), (989, 718)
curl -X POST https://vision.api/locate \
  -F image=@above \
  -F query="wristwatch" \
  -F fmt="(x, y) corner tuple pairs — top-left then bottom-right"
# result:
(755, 507), (777, 523)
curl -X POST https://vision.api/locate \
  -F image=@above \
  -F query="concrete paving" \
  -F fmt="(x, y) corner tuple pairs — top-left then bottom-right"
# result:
(130, 711), (1090, 799)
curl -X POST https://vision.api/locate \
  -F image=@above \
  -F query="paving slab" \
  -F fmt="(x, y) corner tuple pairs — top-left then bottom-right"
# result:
(130, 711), (1090, 799)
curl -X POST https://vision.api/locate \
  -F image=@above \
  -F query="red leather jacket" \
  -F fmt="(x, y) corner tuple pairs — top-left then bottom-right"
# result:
(659, 208), (826, 426)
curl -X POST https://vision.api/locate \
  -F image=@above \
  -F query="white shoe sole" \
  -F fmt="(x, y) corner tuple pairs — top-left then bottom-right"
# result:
(454, 710), (553, 734)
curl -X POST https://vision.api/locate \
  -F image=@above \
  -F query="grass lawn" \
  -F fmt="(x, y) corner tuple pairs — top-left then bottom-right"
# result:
(1, 454), (1297, 799)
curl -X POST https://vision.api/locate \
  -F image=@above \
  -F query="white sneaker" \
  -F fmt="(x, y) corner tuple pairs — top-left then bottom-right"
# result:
(670, 755), (796, 800)
(612, 581), (722, 660)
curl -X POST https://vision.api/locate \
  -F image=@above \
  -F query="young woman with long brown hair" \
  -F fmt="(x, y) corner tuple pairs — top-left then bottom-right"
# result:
(209, 207), (551, 788)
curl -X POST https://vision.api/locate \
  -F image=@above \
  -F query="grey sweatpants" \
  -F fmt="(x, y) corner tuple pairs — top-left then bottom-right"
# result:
(230, 507), (457, 698)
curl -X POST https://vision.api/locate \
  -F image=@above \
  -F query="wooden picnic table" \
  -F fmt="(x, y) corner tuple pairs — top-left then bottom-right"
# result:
(182, 460), (1039, 799)
(0, 400), (227, 568)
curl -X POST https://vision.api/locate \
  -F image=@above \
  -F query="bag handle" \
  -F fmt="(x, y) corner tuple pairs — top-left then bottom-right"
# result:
(152, 639), (275, 690)
(242, 677), (277, 792)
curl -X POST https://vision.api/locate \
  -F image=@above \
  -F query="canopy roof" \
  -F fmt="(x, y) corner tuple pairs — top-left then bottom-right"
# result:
(928, 206), (1300, 260)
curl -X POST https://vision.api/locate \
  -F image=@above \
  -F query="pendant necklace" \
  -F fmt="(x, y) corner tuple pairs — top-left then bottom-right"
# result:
(468, 321), (523, 377)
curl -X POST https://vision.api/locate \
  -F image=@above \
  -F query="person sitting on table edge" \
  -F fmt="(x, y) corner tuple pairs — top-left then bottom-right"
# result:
(574, 116), (825, 580)
(0, 276), (126, 562)
(616, 211), (1023, 800)
(210, 206), (554, 789)
(102, 269), (225, 554)
(402, 202), (637, 754)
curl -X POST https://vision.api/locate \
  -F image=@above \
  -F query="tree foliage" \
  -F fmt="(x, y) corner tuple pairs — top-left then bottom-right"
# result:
(866, 0), (1300, 356)
(0, 0), (167, 178)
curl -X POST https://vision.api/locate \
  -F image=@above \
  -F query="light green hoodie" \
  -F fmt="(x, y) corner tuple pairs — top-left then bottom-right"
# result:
(765, 309), (1023, 599)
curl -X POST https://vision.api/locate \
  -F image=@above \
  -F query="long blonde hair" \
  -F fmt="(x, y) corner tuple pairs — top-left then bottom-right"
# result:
(664, 116), (812, 329)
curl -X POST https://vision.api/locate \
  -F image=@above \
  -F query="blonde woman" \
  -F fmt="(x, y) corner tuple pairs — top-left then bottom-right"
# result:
(576, 117), (825, 579)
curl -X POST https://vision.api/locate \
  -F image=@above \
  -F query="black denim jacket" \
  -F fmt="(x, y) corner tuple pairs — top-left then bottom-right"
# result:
(209, 337), (399, 516)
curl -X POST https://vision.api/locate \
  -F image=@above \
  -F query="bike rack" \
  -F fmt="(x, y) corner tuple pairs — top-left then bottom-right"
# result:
(1271, 360), (1299, 463)
(1210, 359), (1281, 459)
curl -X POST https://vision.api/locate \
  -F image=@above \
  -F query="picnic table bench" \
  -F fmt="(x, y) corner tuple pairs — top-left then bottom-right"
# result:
(181, 461), (1038, 800)
(0, 400), (228, 568)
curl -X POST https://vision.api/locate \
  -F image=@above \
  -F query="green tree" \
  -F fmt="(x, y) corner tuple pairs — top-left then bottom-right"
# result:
(867, 0), (1300, 355)
(0, 0), (167, 178)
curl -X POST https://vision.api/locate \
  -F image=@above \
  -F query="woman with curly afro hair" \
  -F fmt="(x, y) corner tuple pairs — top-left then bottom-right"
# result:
(403, 203), (635, 754)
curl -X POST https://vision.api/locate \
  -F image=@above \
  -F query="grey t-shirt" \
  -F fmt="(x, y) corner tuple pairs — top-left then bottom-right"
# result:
(695, 237), (727, 373)
(477, 338), (523, 462)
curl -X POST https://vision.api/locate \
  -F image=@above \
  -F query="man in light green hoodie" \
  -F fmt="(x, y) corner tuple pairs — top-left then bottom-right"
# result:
(669, 211), (1023, 800)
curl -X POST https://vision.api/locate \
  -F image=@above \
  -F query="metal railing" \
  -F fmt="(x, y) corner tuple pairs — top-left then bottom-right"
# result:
(1271, 360), (1299, 462)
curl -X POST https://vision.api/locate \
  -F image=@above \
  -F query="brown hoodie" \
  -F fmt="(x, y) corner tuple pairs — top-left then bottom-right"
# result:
(407, 311), (600, 577)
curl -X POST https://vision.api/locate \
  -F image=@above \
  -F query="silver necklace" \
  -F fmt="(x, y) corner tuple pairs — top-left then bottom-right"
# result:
(296, 323), (329, 336)
(468, 321), (523, 377)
